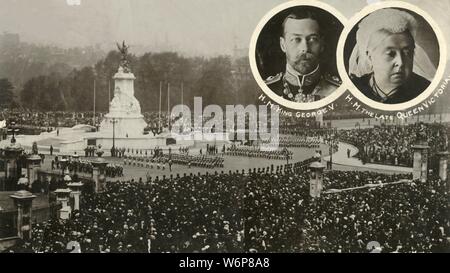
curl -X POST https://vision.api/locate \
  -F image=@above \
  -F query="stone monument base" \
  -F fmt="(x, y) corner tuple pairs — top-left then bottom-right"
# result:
(99, 114), (147, 138)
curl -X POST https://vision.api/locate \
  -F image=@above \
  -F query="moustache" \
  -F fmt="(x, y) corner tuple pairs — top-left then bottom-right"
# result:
(295, 53), (315, 62)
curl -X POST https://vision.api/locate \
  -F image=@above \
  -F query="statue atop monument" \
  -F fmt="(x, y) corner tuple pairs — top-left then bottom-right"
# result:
(32, 141), (38, 155)
(117, 40), (131, 73)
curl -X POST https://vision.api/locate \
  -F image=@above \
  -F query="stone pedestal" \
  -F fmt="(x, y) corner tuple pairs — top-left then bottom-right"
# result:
(91, 158), (108, 193)
(412, 144), (430, 183)
(59, 158), (68, 176)
(68, 182), (83, 211)
(9, 190), (36, 240)
(309, 161), (325, 198)
(315, 113), (324, 128)
(55, 188), (72, 220)
(437, 151), (449, 182)
(27, 154), (42, 186)
(2, 143), (24, 181)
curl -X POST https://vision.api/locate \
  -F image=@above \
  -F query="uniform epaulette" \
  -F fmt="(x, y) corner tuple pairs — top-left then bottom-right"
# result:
(264, 73), (283, 85)
(324, 73), (342, 87)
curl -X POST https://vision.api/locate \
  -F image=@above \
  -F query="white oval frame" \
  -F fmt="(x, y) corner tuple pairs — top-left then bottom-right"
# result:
(337, 1), (447, 111)
(249, 0), (348, 111)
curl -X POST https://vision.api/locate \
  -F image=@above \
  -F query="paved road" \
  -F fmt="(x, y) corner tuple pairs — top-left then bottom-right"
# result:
(323, 142), (412, 174)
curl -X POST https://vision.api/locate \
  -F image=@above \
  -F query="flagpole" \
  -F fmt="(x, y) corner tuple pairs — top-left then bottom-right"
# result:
(108, 79), (111, 112)
(167, 83), (171, 128)
(159, 82), (162, 130)
(181, 82), (184, 118)
(93, 74), (96, 127)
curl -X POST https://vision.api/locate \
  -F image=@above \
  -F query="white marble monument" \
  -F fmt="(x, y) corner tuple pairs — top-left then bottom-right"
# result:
(99, 42), (147, 138)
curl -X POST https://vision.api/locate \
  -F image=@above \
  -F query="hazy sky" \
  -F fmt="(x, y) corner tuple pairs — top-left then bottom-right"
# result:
(0, 0), (449, 56)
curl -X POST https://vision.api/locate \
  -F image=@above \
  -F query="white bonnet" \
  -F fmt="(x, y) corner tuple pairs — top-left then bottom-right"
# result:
(349, 8), (421, 77)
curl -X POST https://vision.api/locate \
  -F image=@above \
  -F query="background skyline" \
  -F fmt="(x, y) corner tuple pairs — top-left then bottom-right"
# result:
(0, 0), (449, 57)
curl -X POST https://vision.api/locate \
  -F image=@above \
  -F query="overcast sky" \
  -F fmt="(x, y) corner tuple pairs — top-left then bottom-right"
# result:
(0, 0), (449, 57)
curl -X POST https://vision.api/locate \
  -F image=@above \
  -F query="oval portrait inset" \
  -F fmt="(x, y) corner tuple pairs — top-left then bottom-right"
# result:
(343, 5), (445, 108)
(250, 1), (347, 110)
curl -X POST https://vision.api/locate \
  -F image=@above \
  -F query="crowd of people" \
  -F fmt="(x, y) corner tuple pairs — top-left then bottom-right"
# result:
(1, 109), (449, 253)
(226, 144), (293, 161)
(0, 109), (100, 130)
(0, 109), (177, 137)
(338, 123), (449, 167)
(5, 164), (447, 253)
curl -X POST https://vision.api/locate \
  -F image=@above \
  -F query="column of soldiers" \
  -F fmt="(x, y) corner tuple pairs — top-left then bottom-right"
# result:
(277, 135), (321, 148)
(226, 144), (293, 160)
(110, 147), (127, 158)
(105, 164), (124, 177)
(169, 154), (224, 168)
(110, 147), (168, 159)
(123, 153), (224, 169)
(205, 144), (220, 155)
(179, 146), (190, 155)
(124, 154), (168, 170)
(53, 159), (93, 174)
(84, 146), (97, 157)
(52, 157), (122, 178)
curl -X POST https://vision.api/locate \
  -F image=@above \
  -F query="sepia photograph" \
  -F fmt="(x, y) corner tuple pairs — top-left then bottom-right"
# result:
(0, 0), (448, 261)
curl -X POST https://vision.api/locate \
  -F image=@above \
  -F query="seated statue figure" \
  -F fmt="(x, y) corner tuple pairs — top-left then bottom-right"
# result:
(110, 87), (141, 114)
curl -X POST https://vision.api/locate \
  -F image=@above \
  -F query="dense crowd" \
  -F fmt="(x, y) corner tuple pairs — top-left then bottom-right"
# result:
(0, 109), (100, 129)
(6, 166), (447, 253)
(2, 109), (449, 253)
(338, 123), (449, 167)
(226, 144), (293, 161)
(0, 109), (176, 136)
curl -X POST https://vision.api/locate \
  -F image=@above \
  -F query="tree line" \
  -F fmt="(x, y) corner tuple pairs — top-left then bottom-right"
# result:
(1, 50), (259, 112)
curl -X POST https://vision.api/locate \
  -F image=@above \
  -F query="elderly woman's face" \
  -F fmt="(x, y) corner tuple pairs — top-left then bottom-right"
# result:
(368, 31), (415, 89)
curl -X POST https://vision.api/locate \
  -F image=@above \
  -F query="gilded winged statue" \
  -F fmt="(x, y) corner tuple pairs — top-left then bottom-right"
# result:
(117, 40), (131, 73)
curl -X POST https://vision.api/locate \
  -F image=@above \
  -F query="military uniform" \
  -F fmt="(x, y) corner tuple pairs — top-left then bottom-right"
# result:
(265, 65), (341, 103)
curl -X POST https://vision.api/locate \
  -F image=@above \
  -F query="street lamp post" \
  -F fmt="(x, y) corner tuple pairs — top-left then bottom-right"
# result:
(329, 139), (333, 170)
(93, 67), (97, 128)
(110, 118), (118, 156)
(327, 133), (334, 170)
(7, 121), (19, 144)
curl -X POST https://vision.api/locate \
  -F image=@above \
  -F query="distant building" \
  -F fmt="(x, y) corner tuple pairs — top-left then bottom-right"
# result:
(231, 46), (252, 84)
(0, 32), (20, 49)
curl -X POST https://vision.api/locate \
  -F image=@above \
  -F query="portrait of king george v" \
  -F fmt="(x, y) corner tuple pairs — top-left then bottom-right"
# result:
(255, 6), (343, 104)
